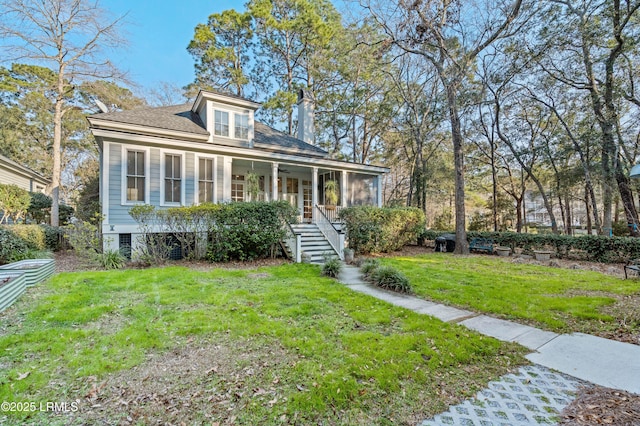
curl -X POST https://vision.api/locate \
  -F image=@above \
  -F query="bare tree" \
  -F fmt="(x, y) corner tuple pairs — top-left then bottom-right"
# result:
(363, 0), (527, 253)
(0, 0), (126, 226)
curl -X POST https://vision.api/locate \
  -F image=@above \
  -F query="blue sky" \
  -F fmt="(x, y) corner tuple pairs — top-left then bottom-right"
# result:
(106, 0), (238, 92)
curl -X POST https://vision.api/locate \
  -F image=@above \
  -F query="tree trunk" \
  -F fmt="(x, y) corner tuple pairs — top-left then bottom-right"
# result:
(585, 184), (593, 235)
(51, 67), (65, 227)
(615, 159), (639, 236)
(444, 83), (468, 254)
(515, 196), (523, 233)
(565, 192), (572, 235)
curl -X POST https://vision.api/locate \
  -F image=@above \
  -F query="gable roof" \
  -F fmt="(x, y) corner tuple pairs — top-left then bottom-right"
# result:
(88, 104), (328, 158)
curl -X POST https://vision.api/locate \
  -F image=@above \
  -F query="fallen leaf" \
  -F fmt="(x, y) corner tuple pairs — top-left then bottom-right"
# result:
(16, 371), (30, 380)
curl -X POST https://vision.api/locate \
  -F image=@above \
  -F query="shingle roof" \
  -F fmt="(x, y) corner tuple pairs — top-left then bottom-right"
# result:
(89, 104), (209, 135)
(254, 122), (327, 157)
(89, 104), (328, 157)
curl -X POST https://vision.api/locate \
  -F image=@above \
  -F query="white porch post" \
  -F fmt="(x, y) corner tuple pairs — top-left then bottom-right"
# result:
(312, 166), (318, 223)
(223, 156), (232, 201)
(376, 175), (383, 207)
(271, 162), (278, 201)
(341, 170), (348, 208)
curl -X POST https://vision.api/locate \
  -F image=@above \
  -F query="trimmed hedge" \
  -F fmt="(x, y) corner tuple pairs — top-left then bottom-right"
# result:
(339, 206), (425, 254)
(206, 201), (298, 261)
(420, 230), (640, 263)
(130, 201), (298, 262)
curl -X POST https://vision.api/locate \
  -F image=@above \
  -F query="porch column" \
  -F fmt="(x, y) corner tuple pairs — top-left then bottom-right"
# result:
(223, 156), (232, 201)
(376, 175), (383, 207)
(341, 170), (348, 208)
(312, 166), (318, 222)
(271, 162), (278, 201)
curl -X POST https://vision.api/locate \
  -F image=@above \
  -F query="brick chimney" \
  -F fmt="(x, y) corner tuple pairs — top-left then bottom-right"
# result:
(297, 89), (314, 145)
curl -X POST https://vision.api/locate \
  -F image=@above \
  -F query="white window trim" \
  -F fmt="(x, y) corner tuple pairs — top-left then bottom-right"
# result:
(160, 149), (186, 206)
(214, 109), (230, 138)
(121, 145), (150, 206)
(213, 108), (250, 141)
(231, 174), (245, 202)
(234, 112), (249, 140)
(195, 155), (217, 204)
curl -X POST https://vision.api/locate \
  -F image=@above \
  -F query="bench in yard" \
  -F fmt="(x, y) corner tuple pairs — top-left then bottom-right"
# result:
(469, 237), (494, 254)
(624, 259), (640, 279)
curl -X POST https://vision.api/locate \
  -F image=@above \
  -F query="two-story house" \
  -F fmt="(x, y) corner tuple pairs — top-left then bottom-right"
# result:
(88, 90), (388, 261)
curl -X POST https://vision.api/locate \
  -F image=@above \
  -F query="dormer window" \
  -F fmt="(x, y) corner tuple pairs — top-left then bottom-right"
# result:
(214, 110), (229, 137)
(235, 113), (249, 140)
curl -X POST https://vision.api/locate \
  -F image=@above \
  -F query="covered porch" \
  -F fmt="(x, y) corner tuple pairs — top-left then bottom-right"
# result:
(228, 158), (383, 224)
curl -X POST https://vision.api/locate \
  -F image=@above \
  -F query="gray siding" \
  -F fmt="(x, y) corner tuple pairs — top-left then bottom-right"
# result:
(108, 144), (135, 225)
(185, 152), (195, 205)
(0, 167), (31, 191)
(150, 148), (160, 205)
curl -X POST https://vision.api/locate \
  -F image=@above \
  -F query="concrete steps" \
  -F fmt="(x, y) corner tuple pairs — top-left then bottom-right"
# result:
(289, 223), (339, 263)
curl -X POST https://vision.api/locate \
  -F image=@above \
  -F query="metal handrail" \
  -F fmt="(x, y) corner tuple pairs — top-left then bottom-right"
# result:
(314, 204), (344, 259)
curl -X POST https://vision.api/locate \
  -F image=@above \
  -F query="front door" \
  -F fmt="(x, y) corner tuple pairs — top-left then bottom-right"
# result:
(302, 179), (312, 222)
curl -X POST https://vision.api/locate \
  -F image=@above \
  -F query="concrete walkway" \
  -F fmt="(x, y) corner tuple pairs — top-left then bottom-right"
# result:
(338, 265), (640, 395)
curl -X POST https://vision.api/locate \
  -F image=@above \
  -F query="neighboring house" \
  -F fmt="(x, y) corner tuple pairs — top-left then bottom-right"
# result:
(0, 154), (49, 193)
(88, 90), (388, 261)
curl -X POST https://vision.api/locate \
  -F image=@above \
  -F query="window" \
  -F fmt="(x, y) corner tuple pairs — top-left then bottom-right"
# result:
(126, 150), (146, 202)
(198, 158), (215, 203)
(231, 175), (244, 202)
(214, 110), (229, 137)
(164, 153), (182, 203)
(234, 113), (249, 139)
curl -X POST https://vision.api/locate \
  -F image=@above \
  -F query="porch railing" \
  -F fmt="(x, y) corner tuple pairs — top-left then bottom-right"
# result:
(316, 205), (343, 223)
(283, 221), (301, 263)
(315, 204), (345, 260)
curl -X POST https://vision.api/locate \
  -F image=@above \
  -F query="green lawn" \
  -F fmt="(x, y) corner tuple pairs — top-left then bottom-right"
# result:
(0, 264), (526, 425)
(380, 254), (640, 334)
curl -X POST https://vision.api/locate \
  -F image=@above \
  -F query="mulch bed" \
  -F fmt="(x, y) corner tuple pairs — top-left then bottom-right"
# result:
(559, 386), (640, 425)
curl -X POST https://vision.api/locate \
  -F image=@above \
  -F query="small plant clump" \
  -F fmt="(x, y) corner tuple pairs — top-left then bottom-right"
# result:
(359, 258), (412, 294)
(360, 258), (381, 278)
(370, 266), (413, 294)
(322, 257), (343, 278)
(95, 250), (126, 270)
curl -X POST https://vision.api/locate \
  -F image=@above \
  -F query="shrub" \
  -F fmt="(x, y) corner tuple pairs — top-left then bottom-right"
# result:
(8, 248), (52, 263)
(28, 192), (51, 223)
(95, 250), (126, 270)
(339, 206), (426, 254)
(64, 219), (101, 255)
(129, 201), (297, 263)
(0, 183), (31, 223)
(418, 230), (640, 264)
(207, 201), (297, 261)
(322, 257), (343, 278)
(8, 224), (46, 250)
(370, 266), (412, 294)
(0, 227), (29, 264)
(40, 224), (64, 251)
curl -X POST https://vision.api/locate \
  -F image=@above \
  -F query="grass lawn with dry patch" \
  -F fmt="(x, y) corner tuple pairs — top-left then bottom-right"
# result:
(0, 264), (526, 425)
(380, 254), (640, 343)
